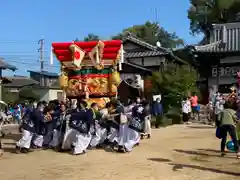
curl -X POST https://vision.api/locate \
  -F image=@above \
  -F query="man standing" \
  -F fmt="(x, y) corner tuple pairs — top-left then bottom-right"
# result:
(190, 92), (199, 121)
(152, 98), (163, 128)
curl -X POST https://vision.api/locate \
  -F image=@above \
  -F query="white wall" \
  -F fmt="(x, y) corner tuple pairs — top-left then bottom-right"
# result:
(48, 89), (63, 101)
(142, 56), (165, 66)
(33, 89), (49, 102)
(124, 42), (142, 51)
(33, 89), (62, 101)
(128, 58), (142, 65)
(128, 56), (165, 67)
(220, 56), (240, 64)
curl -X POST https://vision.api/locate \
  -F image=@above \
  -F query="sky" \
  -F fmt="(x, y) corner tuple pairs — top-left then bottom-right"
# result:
(0, 0), (203, 76)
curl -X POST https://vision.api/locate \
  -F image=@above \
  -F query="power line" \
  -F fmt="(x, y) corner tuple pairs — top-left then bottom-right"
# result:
(0, 40), (50, 44)
(0, 50), (48, 54)
(1, 54), (45, 57)
(0, 42), (37, 44)
(4, 59), (60, 67)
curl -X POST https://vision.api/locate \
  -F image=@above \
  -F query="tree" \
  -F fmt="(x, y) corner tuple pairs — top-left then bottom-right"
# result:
(2, 87), (18, 104)
(83, 33), (100, 42)
(147, 64), (199, 111)
(188, 0), (240, 35)
(112, 21), (184, 48)
(74, 33), (100, 42)
(18, 87), (39, 101)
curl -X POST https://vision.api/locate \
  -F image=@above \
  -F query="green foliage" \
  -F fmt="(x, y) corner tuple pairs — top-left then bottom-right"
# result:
(2, 87), (18, 103)
(165, 107), (182, 124)
(75, 34), (100, 42)
(83, 33), (100, 42)
(76, 21), (184, 48)
(151, 116), (171, 127)
(188, 0), (240, 34)
(149, 64), (199, 111)
(112, 21), (184, 48)
(1, 87), (39, 104)
(151, 112), (182, 128)
(18, 87), (40, 101)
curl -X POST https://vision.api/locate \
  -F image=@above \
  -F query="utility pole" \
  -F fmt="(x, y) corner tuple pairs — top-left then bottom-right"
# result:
(38, 39), (44, 72)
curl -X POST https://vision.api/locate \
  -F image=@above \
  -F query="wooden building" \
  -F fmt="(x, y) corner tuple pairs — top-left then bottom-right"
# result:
(118, 33), (187, 103)
(0, 58), (17, 101)
(123, 33), (186, 70)
(27, 70), (63, 102)
(188, 21), (240, 102)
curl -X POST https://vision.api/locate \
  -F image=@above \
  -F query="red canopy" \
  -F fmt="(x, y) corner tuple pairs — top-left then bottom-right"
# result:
(52, 40), (122, 62)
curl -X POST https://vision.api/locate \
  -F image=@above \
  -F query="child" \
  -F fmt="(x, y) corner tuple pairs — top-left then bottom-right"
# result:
(182, 97), (191, 124)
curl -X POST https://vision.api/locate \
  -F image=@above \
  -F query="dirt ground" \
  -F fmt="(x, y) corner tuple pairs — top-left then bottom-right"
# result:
(0, 124), (240, 180)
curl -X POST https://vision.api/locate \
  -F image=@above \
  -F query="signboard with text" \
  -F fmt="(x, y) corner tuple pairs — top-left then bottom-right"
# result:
(211, 66), (240, 77)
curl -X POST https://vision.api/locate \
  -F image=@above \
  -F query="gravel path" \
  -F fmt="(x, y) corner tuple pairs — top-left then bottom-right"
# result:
(0, 124), (239, 180)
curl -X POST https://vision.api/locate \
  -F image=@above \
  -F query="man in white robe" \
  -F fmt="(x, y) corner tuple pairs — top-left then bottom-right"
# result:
(16, 106), (45, 153)
(50, 104), (70, 149)
(62, 101), (93, 155)
(118, 103), (143, 152)
(89, 108), (108, 148)
(104, 101), (124, 151)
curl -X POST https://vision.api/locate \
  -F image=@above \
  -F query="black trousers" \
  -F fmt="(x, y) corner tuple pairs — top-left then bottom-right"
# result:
(182, 113), (189, 122)
(214, 114), (221, 127)
(220, 124), (239, 152)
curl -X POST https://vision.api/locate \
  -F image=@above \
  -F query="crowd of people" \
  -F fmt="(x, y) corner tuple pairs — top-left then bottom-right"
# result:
(1, 91), (240, 159)
(180, 89), (240, 158)
(181, 92), (200, 124)
(3, 97), (158, 155)
(209, 90), (240, 158)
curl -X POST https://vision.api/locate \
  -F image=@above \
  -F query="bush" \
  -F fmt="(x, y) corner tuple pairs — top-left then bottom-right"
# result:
(18, 87), (39, 101)
(151, 115), (173, 128)
(165, 107), (182, 124)
(2, 87), (18, 103)
(148, 64), (199, 112)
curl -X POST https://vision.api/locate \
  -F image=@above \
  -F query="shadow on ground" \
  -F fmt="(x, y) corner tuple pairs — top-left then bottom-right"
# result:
(196, 148), (222, 153)
(148, 157), (240, 176)
(173, 149), (235, 159)
(169, 163), (240, 176)
(187, 125), (215, 129)
(147, 158), (171, 162)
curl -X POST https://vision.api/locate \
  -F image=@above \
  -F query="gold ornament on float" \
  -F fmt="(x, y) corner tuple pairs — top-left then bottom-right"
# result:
(85, 98), (110, 109)
(59, 71), (68, 88)
(108, 70), (121, 93)
(88, 41), (105, 70)
(109, 71), (121, 86)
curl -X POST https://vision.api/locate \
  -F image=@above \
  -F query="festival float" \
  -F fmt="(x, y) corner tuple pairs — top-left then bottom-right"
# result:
(51, 40), (124, 108)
